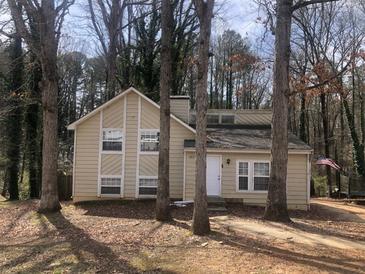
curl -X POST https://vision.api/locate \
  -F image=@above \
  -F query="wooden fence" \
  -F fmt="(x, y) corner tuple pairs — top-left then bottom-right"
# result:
(58, 173), (72, 201)
(340, 175), (365, 197)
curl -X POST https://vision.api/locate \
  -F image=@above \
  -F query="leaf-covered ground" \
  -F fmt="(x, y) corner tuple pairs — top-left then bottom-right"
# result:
(1, 198), (365, 273)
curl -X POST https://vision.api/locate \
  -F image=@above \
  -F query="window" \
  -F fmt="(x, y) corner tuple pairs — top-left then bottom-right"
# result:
(238, 162), (249, 190)
(140, 130), (159, 152)
(100, 177), (121, 195)
(221, 115), (235, 124)
(236, 161), (270, 192)
(207, 114), (219, 124)
(103, 129), (123, 151)
(139, 177), (158, 195)
(253, 162), (269, 191)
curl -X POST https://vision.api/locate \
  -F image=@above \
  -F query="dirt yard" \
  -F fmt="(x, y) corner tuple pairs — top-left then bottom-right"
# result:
(1, 198), (365, 273)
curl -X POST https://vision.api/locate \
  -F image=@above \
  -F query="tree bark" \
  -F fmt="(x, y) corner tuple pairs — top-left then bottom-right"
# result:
(320, 93), (332, 197)
(38, 2), (61, 212)
(192, 0), (214, 235)
(156, 0), (173, 222)
(263, 0), (292, 222)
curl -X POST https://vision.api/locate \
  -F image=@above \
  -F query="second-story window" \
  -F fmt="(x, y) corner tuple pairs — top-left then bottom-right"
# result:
(102, 129), (123, 151)
(140, 130), (159, 152)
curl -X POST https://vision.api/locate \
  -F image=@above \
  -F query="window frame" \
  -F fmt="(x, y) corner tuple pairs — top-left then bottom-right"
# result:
(139, 129), (160, 155)
(99, 175), (122, 196)
(237, 161), (249, 191)
(101, 128), (123, 154)
(138, 176), (158, 197)
(253, 161), (270, 191)
(236, 160), (270, 193)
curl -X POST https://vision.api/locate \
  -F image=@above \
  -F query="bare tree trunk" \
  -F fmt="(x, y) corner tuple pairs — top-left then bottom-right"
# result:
(192, 0), (214, 236)
(8, 0), (72, 211)
(38, 2), (61, 211)
(156, 0), (173, 222)
(320, 93), (332, 197)
(263, 0), (292, 222)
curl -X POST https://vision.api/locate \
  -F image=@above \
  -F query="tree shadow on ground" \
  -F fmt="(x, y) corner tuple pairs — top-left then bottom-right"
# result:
(170, 219), (365, 274)
(209, 229), (365, 274)
(1, 210), (176, 274)
(77, 200), (230, 222)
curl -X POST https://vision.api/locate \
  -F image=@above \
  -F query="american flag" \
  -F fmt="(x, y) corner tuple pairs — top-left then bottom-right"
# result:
(316, 157), (341, 171)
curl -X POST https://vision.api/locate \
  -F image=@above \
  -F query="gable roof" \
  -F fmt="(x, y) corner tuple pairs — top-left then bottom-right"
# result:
(67, 87), (196, 133)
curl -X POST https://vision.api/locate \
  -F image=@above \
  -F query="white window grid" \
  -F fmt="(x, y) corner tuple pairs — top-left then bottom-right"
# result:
(140, 129), (159, 153)
(236, 160), (270, 192)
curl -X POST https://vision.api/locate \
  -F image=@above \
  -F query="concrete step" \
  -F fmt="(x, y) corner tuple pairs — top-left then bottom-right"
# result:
(208, 206), (227, 212)
(207, 196), (227, 212)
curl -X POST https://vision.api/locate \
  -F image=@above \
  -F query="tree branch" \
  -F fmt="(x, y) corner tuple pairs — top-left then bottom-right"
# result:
(291, 0), (340, 12)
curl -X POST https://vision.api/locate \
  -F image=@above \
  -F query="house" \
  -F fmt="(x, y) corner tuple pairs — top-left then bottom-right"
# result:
(67, 87), (312, 210)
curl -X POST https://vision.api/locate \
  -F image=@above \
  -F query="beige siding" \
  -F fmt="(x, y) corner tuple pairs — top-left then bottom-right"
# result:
(141, 98), (159, 128)
(103, 97), (124, 128)
(124, 92), (139, 198)
(101, 154), (123, 175)
(140, 97), (195, 198)
(234, 112), (272, 125)
(170, 98), (189, 123)
(190, 109), (272, 125)
(185, 151), (308, 209)
(74, 113), (100, 197)
(139, 155), (158, 176)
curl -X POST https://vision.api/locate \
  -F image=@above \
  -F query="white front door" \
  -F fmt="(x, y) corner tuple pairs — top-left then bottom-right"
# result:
(206, 155), (221, 196)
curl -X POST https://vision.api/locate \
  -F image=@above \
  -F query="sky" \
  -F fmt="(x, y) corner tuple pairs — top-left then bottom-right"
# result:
(59, 0), (271, 57)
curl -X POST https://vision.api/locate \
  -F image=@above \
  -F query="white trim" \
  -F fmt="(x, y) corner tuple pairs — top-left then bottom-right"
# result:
(101, 151), (124, 155)
(307, 154), (311, 209)
(139, 175), (159, 179)
(183, 151), (186, 200)
(122, 97), (127, 198)
(72, 127), (77, 198)
(97, 110), (103, 197)
(67, 87), (196, 134)
(135, 96), (141, 198)
(101, 175), (124, 178)
(184, 148), (312, 155)
(206, 154), (222, 196)
(235, 160), (270, 193)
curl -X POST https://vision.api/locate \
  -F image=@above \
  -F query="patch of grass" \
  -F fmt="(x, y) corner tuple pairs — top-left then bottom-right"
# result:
(131, 251), (158, 271)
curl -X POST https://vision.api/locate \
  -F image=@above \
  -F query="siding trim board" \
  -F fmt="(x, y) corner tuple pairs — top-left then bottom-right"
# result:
(72, 127), (77, 198)
(183, 151), (186, 200)
(135, 96), (141, 198)
(97, 110), (103, 197)
(122, 96), (127, 197)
